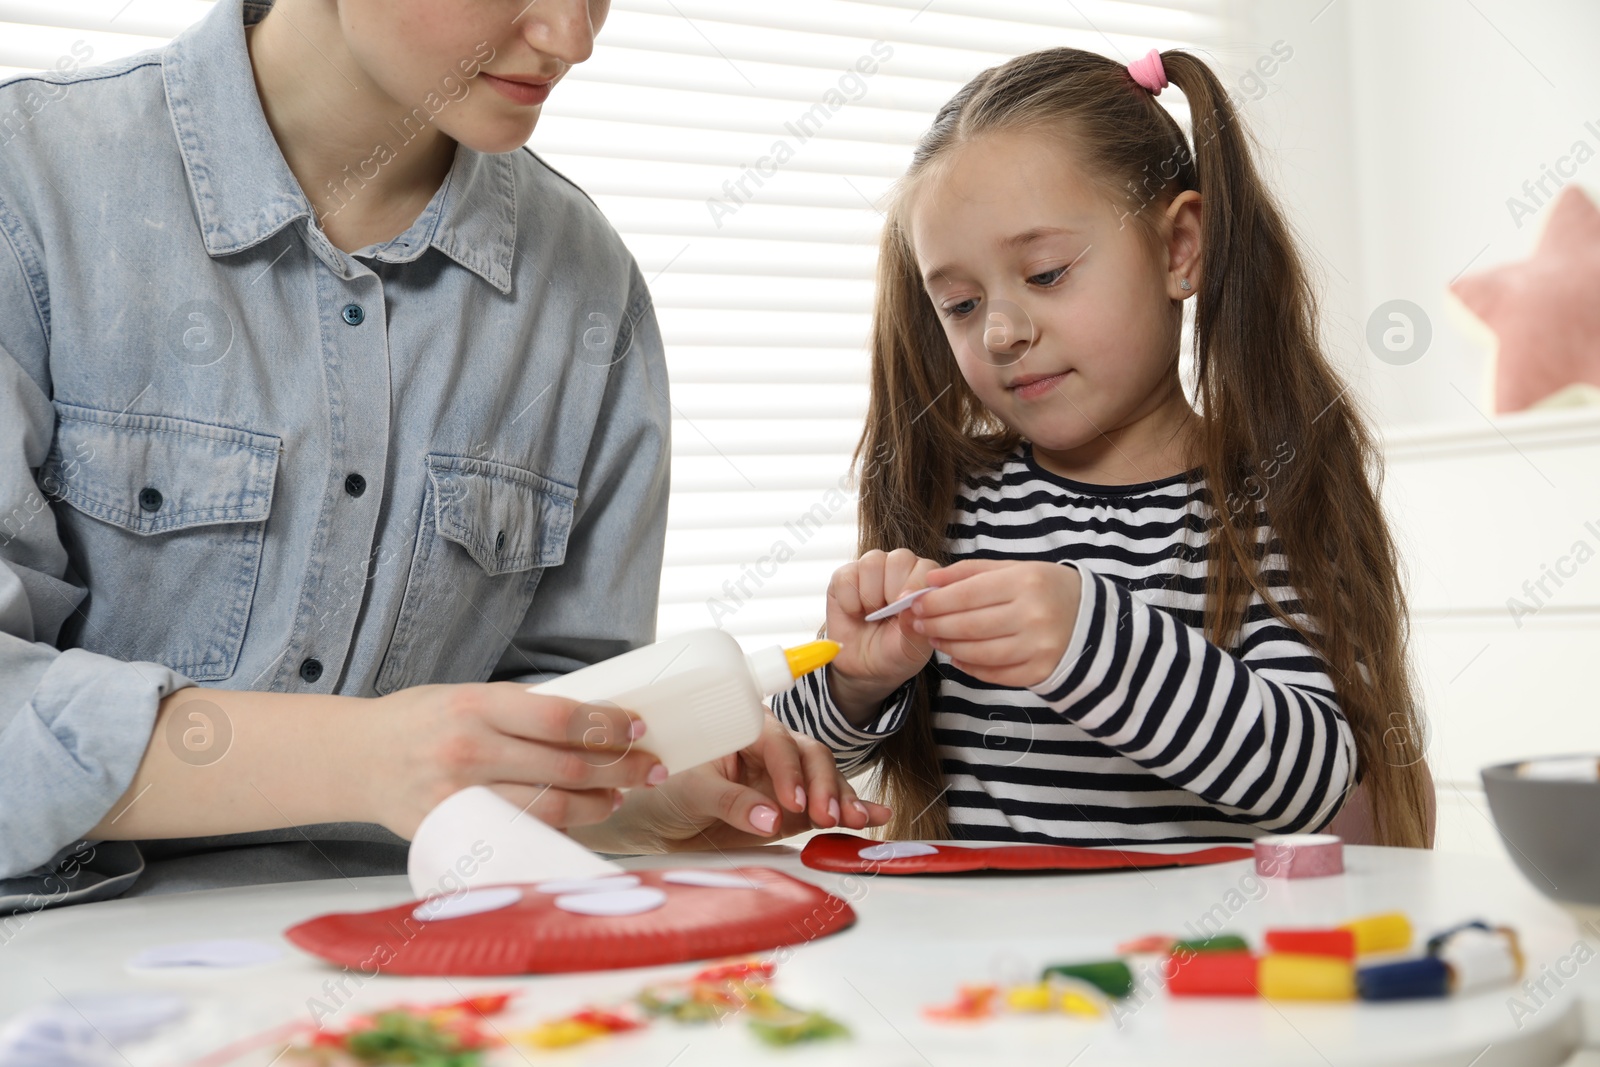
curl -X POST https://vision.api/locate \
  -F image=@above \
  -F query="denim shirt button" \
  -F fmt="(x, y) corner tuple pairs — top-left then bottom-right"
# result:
(344, 473), (366, 497)
(495, 530), (506, 553)
(137, 487), (163, 512)
(341, 303), (364, 326)
(299, 657), (323, 683)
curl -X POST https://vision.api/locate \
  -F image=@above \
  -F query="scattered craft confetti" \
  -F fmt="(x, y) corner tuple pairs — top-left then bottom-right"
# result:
(280, 994), (512, 1067)
(514, 956), (847, 1051)
(127, 938), (284, 969)
(412, 887), (522, 923)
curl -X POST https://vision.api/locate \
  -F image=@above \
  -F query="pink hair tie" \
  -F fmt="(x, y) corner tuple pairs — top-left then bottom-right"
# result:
(1127, 48), (1167, 95)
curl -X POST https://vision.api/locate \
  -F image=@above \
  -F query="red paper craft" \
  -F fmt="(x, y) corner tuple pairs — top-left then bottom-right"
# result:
(285, 867), (853, 976)
(800, 833), (1253, 875)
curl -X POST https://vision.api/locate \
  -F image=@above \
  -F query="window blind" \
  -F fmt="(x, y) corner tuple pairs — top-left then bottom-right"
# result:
(1, 0), (1224, 653)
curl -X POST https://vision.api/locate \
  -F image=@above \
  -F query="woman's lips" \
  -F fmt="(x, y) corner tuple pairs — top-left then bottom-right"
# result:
(480, 73), (553, 106)
(1010, 371), (1070, 400)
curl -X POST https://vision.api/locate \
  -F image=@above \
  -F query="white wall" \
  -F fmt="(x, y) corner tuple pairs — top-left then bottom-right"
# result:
(1219, 1), (1600, 856)
(1226, 0), (1600, 431)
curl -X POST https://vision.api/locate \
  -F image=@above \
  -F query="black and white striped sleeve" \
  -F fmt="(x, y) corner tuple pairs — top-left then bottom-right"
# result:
(1027, 560), (1356, 834)
(769, 667), (916, 776)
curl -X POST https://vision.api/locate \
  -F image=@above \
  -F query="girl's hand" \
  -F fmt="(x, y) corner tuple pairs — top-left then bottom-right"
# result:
(366, 682), (666, 840)
(571, 710), (894, 853)
(912, 559), (1084, 688)
(824, 548), (941, 722)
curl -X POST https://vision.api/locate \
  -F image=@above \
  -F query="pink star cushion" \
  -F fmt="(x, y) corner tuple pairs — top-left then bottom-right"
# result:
(1450, 185), (1600, 414)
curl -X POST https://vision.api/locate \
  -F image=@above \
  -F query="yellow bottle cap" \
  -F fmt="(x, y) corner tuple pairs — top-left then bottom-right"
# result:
(783, 639), (841, 679)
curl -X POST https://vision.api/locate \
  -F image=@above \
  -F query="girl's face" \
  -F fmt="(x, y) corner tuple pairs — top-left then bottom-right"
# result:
(336, 0), (610, 153)
(908, 129), (1202, 470)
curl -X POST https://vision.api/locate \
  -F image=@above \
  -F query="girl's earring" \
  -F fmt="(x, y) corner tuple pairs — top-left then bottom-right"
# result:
(1178, 277), (1191, 291)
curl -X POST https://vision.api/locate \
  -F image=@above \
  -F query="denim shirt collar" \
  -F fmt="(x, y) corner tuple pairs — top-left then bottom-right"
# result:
(162, 0), (516, 293)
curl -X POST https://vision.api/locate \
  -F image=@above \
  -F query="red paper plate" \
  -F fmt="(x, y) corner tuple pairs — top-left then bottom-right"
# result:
(285, 867), (854, 976)
(800, 833), (1254, 875)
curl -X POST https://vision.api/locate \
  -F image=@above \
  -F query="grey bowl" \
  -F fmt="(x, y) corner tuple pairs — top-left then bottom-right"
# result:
(1481, 757), (1600, 909)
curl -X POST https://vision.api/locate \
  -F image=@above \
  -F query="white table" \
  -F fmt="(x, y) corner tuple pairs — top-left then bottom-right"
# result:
(0, 843), (1587, 1066)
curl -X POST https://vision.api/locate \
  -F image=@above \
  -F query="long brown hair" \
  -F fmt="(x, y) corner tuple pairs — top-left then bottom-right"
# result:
(848, 47), (1433, 848)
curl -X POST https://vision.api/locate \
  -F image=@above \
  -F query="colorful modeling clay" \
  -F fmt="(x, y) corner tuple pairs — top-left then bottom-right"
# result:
(1040, 960), (1134, 998)
(1165, 951), (1259, 996)
(1263, 928), (1357, 959)
(1170, 934), (1249, 954)
(1355, 957), (1450, 1000)
(1259, 954), (1357, 1000)
(1341, 912), (1412, 955)
(922, 984), (1001, 1022)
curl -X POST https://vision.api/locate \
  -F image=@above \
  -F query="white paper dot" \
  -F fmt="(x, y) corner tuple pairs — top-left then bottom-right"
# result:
(412, 886), (523, 922)
(554, 887), (668, 916)
(661, 869), (759, 889)
(533, 874), (641, 895)
(128, 939), (283, 969)
(859, 842), (939, 860)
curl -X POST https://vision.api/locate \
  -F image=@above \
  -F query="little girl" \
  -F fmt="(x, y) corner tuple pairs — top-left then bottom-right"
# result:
(771, 47), (1433, 849)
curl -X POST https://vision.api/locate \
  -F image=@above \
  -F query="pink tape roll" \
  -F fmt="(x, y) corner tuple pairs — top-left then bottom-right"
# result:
(1253, 833), (1344, 879)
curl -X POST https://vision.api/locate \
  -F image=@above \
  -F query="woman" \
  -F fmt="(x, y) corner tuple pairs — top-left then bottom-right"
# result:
(0, 0), (886, 910)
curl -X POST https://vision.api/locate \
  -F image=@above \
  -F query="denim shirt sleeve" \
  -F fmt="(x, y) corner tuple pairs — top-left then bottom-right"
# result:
(0, 190), (195, 882)
(489, 265), (671, 681)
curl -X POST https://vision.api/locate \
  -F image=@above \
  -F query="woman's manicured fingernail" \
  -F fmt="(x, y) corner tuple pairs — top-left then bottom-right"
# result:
(912, 619), (924, 632)
(646, 763), (668, 786)
(629, 718), (647, 740)
(750, 805), (778, 833)
(851, 799), (868, 818)
(794, 785), (807, 810)
(828, 797), (841, 823)
(612, 790), (625, 812)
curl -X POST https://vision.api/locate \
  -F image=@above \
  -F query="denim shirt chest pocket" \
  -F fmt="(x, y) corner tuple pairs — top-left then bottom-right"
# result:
(375, 454), (575, 694)
(40, 401), (280, 682)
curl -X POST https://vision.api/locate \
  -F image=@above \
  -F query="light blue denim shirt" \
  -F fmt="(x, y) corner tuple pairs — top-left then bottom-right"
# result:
(0, 0), (670, 911)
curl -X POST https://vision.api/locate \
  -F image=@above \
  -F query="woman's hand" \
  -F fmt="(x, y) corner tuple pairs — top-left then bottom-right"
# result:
(572, 710), (893, 853)
(912, 559), (1084, 687)
(365, 682), (666, 840)
(824, 548), (941, 723)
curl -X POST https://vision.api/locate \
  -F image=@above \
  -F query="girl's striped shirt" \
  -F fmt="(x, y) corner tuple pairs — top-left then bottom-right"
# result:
(770, 443), (1355, 845)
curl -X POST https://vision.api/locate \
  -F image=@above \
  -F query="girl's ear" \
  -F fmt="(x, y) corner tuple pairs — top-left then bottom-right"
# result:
(1163, 190), (1203, 299)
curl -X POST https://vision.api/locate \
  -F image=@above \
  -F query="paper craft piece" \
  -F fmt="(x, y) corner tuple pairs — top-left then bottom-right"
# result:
(554, 887), (668, 917)
(1449, 185), (1600, 413)
(801, 832), (1253, 875)
(858, 842), (939, 860)
(661, 869), (760, 889)
(286, 867), (855, 976)
(413, 886), (522, 922)
(534, 875), (641, 895)
(127, 938), (283, 969)
(0, 991), (189, 1067)
(864, 587), (934, 622)
(407, 785), (622, 899)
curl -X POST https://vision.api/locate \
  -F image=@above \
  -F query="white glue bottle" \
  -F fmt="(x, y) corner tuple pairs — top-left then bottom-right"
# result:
(526, 628), (841, 774)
